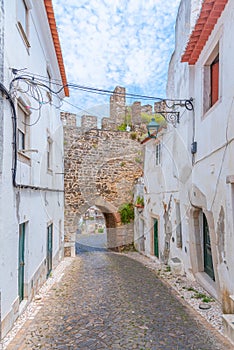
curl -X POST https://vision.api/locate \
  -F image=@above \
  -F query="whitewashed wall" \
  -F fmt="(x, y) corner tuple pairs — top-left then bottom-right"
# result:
(142, 0), (234, 310)
(0, 0), (65, 337)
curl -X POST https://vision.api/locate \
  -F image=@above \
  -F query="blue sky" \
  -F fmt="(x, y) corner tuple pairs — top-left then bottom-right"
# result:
(53, 0), (181, 117)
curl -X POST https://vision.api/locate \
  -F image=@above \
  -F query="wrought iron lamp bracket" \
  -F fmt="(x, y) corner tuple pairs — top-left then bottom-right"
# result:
(156, 111), (180, 127)
(155, 98), (194, 128)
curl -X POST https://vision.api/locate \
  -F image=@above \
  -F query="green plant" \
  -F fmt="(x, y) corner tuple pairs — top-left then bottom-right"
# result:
(135, 195), (144, 207)
(202, 296), (214, 303)
(135, 157), (142, 164)
(192, 291), (214, 303)
(130, 132), (137, 140)
(120, 162), (125, 167)
(118, 203), (134, 224)
(165, 265), (171, 272)
(117, 123), (128, 131)
(98, 228), (104, 233)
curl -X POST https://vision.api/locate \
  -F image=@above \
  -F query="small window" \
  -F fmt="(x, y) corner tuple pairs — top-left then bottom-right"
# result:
(210, 54), (219, 107)
(155, 142), (161, 166)
(46, 68), (52, 103)
(17, 0), (31, 48)
(203, 44), (219, 113)
(47, 137), (53, 172)
(18, 0), (27, 32)
(17, 104), (29, 152)
(175, 202), (182, 248)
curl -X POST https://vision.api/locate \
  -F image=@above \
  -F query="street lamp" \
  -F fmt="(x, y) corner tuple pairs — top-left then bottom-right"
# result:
(147, 118), (160, 139)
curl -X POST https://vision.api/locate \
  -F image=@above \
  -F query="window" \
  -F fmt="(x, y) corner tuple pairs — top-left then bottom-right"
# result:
(18, 0), (27, 33)
(17, 0), (32, 48)
(47, 136), (53, 172)
(210, 54), (219, 107)
(17, 104), (29, 152)
(175, 202), (182, 248)
(155, 142), (161, 166)
(46, 68), (52, 103)
(203, 44), (219, 113)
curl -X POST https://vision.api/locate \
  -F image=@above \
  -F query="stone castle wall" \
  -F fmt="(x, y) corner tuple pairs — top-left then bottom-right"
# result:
(109, 86), (160, 127)
(62, 111), (143, 256)
(62, 86), (162, 256)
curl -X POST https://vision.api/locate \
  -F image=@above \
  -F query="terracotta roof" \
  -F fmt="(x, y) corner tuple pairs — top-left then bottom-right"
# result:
(44, 0), (69, 97)
(181, 0), (228, 65)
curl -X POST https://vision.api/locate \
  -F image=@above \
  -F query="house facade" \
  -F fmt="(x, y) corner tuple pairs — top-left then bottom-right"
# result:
(0, 0), (68, 338)
(140, 0), (234, 342)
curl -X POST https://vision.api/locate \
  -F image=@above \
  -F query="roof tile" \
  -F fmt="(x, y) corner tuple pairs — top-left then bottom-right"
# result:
(44, 0), (69, 97)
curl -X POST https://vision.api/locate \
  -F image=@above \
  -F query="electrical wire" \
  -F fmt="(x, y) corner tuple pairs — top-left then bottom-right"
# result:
(10, 69), (194, 108)
(0, 82), (18, 187)
(0, 80), (63, 190)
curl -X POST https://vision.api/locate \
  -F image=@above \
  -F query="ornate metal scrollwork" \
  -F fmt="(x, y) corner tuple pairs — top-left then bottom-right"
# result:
(157, 111), (180, 127)
(154, 98), (194, 127)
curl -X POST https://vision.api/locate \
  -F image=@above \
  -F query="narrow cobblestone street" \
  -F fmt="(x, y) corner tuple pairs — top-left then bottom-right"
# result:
(5, 234), (232, 350)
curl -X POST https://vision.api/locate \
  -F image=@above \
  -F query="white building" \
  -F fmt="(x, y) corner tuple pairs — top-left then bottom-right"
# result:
(140, 0), (234, 343)
(0, 0), (69, 338)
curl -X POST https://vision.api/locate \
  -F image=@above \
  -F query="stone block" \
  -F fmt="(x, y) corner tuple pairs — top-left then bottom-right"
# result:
(169, 257), (184, 275)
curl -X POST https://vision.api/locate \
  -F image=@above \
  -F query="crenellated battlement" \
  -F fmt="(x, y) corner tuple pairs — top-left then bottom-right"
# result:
(62, 86), (163, 133)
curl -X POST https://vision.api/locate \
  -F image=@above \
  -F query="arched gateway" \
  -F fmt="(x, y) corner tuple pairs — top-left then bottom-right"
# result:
(62, 112), (144, 257)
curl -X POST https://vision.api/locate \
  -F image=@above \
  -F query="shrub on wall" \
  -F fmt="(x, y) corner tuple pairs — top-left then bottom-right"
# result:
(118, 203), (134, 224)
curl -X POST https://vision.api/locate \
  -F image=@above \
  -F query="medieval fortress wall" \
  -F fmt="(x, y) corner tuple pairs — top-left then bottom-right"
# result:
(62, 86), (159, 256)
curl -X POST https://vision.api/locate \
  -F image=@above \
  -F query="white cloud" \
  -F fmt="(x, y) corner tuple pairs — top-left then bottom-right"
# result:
(53, 0), (181, 114)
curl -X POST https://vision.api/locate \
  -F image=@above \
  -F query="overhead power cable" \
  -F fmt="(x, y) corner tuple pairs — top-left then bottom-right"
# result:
(10, 69), (192, 105)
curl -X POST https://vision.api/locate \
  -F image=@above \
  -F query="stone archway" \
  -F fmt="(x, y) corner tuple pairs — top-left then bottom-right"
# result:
(62, 113), (143, 257)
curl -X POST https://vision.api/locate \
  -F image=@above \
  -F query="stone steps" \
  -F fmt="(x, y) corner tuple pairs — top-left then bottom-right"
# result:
(222, 314), (234, 345)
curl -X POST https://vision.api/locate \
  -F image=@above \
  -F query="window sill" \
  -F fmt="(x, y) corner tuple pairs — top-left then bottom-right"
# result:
(202, 97), (222, 120)
(18, 151), (31, 166)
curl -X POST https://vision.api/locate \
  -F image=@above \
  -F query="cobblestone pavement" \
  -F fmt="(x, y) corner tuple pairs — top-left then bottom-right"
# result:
(5, 234), (232, 350)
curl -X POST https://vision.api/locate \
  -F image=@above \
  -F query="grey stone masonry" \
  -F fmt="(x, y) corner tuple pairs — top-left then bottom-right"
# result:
(81, 115), (97, 131)
(62, 86), (166, 257)
(109, 86), (161, 128)
(109, 86), (126, 127)
(62, 111), (144, 257)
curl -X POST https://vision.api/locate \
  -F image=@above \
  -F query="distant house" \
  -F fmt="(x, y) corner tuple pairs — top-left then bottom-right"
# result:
(140, 0), (234, 343)
(0, 0), (69, 338)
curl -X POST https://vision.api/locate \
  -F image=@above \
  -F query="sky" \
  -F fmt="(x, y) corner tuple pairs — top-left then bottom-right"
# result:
(53, 0), (181, 118)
